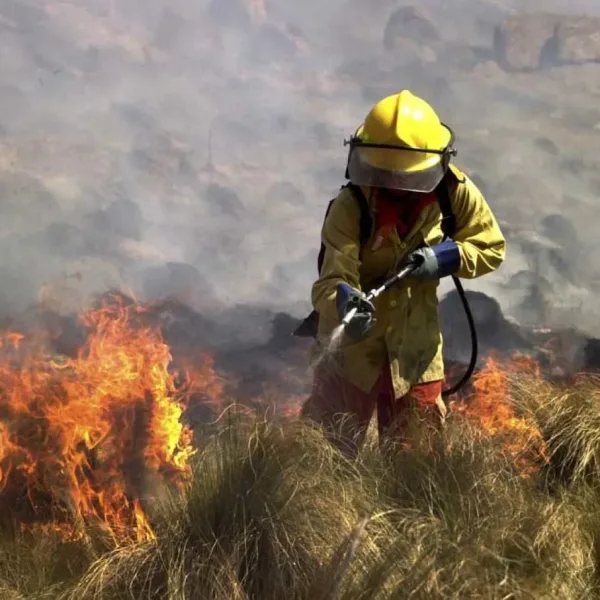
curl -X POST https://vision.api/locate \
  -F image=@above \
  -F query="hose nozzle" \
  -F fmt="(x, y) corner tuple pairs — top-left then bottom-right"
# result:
(342, 307), (358, 326)
(341, 265), (414, 327)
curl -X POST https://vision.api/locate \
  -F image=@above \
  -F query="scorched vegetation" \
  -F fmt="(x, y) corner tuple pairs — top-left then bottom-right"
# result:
(0, 298), (600, 598)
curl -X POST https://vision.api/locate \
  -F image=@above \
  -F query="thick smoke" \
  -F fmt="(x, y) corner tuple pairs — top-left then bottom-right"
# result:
(1, 0), (600, 348)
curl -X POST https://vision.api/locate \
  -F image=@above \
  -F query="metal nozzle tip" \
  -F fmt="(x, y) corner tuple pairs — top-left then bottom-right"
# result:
(342, 307), (358, 325)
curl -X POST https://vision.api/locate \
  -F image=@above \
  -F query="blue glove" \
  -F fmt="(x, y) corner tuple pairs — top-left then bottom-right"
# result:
(407, 240), (461, 280)
(335, 282), (376, 340)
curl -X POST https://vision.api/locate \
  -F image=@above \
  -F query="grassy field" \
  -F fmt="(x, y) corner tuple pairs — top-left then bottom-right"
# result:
(3, 369), (600, 599)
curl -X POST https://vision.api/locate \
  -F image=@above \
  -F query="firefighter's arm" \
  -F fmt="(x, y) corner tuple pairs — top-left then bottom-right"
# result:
(311, 190), (362, 323)
(451, 175), (506, 279)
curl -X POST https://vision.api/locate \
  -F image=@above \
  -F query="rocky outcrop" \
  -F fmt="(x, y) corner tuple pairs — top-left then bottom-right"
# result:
(494, 13), (600, 71)
(440, 289), (533, 366)
(383, 6), (440, 51)
(556, 17), (600, 65)
(493, 13), (559, 71)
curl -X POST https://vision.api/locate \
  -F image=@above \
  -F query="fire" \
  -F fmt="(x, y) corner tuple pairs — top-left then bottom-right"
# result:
(0, 295), (220, 543)
(450, 355), (550, 476)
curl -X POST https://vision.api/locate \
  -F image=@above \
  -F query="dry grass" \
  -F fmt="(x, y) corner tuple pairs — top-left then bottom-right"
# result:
(3, 375), (600, 598)
(512, 373), (600, 486)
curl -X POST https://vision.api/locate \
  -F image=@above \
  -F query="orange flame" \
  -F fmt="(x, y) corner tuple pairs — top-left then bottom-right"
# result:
(0, 295), (220, 543)
(450, 355), (550, 477)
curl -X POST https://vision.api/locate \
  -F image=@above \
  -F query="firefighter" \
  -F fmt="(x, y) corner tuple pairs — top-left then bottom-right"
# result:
(301, 90), (506, 456)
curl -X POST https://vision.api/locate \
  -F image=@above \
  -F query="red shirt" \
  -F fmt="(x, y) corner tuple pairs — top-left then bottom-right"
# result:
(371, 191), (437, 249)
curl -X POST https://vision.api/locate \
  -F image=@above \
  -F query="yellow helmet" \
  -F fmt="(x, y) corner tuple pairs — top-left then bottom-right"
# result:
(346, 90), (456, 193)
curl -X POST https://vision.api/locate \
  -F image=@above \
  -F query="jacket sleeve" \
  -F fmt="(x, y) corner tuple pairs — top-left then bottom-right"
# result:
(311, 189), (362, 322)
(451, 175), (506, 279)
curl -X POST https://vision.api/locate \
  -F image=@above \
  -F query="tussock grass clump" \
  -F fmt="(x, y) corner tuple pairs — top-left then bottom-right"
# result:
(0, 527), (105, 600)
(335, 416), (596, 599)
(69, 412), (389, 599)
(5, 376), (600, 598)
(512, 373), (600, 486)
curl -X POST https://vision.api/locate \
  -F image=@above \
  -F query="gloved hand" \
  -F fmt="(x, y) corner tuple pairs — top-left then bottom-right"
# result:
(335, 282), (376, 340)
(407, 240), (461, 280)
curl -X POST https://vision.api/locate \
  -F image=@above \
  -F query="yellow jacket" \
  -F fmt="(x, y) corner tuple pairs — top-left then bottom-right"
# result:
(310, 165), (506, 398)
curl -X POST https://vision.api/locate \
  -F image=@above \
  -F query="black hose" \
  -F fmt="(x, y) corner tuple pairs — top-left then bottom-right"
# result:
(441, 274), (478, 398)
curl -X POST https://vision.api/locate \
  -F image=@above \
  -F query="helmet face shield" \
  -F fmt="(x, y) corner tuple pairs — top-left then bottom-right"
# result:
(345, 122), (456, 193)
(347, 145), (446, 193)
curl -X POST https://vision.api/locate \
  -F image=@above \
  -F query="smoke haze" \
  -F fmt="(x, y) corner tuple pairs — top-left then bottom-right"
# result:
(1, 0), (600, 340)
